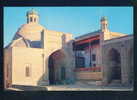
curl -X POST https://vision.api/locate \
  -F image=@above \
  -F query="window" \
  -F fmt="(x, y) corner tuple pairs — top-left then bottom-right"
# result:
(25, 64), (31, 77)
(92, 54), (96, 61)
(30, 17), (33, 22)
(34, 18), (36, 22)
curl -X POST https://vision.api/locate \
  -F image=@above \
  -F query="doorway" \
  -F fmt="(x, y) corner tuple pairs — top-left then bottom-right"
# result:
(109, 48), (121, 81)
(48, 50), (65, 85)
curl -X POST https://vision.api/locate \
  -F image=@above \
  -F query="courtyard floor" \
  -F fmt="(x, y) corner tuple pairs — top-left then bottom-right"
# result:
(6, 82), (133, 91)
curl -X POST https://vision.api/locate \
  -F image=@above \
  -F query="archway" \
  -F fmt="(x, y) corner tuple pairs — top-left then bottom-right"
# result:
(108, 48), (121, 81)
(48, 50), (65, 85)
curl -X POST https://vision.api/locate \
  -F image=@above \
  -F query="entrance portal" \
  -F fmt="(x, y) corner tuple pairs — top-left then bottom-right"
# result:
(48, 50), (65, 85)
(109, 48), (121, 81)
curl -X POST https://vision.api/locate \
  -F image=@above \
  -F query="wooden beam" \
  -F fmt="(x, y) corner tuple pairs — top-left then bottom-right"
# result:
(75, 35), (100, 45)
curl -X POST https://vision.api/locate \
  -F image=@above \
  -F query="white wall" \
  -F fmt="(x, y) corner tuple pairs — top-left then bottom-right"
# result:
(12, 47), (43, 86)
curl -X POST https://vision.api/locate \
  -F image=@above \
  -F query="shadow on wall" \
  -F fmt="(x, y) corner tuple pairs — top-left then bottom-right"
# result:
(37, 38), (75, 86)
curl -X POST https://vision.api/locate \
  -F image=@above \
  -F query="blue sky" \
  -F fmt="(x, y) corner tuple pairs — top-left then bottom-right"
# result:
(4, 7), (133, 47)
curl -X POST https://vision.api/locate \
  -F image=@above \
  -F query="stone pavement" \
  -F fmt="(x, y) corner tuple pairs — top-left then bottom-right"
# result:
(46, 84), (133, 91)
(6, 82), (133, 91)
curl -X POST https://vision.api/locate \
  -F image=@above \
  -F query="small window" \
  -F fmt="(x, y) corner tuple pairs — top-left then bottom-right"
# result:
(34, 18), (36, 22)
(25, 64), (31, 77)
(92, 54), (96, 61)
(30, 17), (33, 22)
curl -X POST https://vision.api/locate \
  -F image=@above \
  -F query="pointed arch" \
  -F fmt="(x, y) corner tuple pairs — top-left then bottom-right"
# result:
(48, 49), (66, 84)
(108, 48), (121, 81)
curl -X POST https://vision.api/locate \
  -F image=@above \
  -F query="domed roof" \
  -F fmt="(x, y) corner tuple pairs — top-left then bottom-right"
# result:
(14, 23), (46, 41)
(26, 9), (38, 16)
(100, 16), (108, 21)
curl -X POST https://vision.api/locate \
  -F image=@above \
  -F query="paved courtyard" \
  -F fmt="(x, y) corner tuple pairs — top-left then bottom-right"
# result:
(6, 82), (133, 91)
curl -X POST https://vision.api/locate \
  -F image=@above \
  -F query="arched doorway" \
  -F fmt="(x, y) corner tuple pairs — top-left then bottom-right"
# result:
(48, 50), (65, 85)
(109, 48), (121, 81)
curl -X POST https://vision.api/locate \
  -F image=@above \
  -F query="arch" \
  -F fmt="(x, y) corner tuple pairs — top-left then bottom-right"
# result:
(108, 48), (121, 82)
(48, 49), (66, 84)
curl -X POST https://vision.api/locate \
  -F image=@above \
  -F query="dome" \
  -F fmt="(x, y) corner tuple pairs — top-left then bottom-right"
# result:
(14, 23), (46, 41)
(26, 9), (38, 16)
(100, 16), (108, 21)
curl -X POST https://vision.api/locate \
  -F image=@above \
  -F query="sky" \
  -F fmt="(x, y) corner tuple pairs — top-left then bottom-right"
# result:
(4, 7), (133, 47)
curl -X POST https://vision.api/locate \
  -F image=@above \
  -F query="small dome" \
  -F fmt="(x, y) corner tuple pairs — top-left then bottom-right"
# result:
(100, 16), (108, 21)
(13, 23), (46, 41)
(26, 9), (38, 16)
